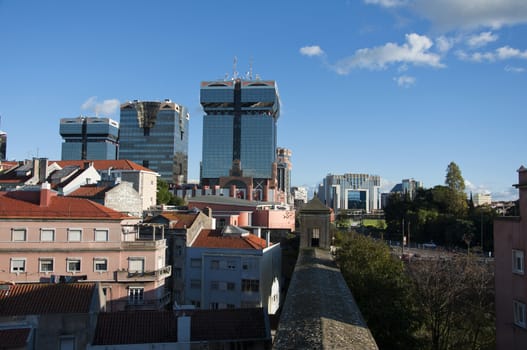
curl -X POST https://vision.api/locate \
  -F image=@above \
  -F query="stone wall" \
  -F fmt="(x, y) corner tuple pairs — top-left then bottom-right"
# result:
(273, 248), (378, 349)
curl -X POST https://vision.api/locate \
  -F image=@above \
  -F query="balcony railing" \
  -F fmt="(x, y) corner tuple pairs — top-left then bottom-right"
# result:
(116, 265), (171, 282)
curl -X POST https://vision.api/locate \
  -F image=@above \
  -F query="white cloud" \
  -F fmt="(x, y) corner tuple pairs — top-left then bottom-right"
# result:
(331, 33), (444, 74)
(81, 96), (120, 116)
(364, 0), (407, 8)
(497, 46), (527, 59)
(467, 32), (499, 48)
(394, 75), (416, 87)
(505, 65), (526, 73)
(436, 36), (455, 53)
(456, 45), (527, 62)
(367, 0), (527, 31)
(299, 45), (325, 57)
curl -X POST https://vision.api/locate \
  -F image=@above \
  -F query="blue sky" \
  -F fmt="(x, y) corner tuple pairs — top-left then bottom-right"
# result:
(1, 0), (526, 200)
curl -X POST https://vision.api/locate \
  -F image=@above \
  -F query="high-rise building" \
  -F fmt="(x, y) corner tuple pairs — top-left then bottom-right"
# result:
(276, 148), (292, 205)
(0, 130), (6, 161)
(119, 100), (189, 185)
(60, 116), (119, 160)
(200, 78), (280, 201)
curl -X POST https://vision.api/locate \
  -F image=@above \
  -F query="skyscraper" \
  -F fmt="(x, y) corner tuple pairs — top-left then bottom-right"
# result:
(59, 116), (119, 160)
(200, 78), (280, 201)
(118, 100), (189, 185)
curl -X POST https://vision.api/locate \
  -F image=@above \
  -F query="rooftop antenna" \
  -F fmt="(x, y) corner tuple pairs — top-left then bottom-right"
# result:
(232, 56), (239, 80)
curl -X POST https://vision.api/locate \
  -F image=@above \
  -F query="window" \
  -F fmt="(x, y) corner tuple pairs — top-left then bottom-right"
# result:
(128, 287), (144, 305)
(513, 250), (524, 274)
(59, 336), (75, 350)
(191, 259), (201, 268)
(190, 279), (201, 289)
(241, 279), (259, 293)
(211, 281), (219, 290)
(128, 258), (145, 273)
(210, 302), (219, 310)
(514, 300), (527, 328)
(67, 258), (81, 272)
(12, 228), (27, 242)
(39, 258), (54, 272)
(40, 228), (55, 242)
(68, 229), (82, 242)
(94, 258), (108, 272)
(227, 282), (236, 291)
(227, 303), (235, 309)
(10, 258), (26, 273)
(210, 260), (219, 269)
(227, 260), (236, 270)
(94, 229), (108, 242)
(191, 300), (201, 308)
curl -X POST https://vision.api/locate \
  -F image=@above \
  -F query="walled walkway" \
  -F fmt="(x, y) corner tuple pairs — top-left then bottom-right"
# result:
(273, 248), (378, 350)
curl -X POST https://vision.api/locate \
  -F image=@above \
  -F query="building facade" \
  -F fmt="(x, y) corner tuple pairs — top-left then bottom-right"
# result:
(276, 147), (292, 205)
(185, 226), (281, 315)
(0, 129), (6, 160)
(494, 166), (527, 349)
(119, 100), (189, 185)
(318, 173), (381, 214)
(60, 116), (119, 160)
(0, 184), (171, 312)
(473, 192), (492, 206)
(200, 78), (280, 202)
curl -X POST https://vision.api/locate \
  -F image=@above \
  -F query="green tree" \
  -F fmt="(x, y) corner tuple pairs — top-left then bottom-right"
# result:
(445, 162), (468, 217)
(445, 161), (465, 193)
(157, 179), (173, 205)
(335, 232), (421, 349)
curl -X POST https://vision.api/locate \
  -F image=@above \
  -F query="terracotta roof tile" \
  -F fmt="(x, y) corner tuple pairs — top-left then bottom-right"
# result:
(0, 283), (96, 315)
(0, 191), (127, 219)
(53, 160), (154, 172)
(92, 308), (269, 345)
(69, 185), (111, 198)
(191, 230), (269, 250)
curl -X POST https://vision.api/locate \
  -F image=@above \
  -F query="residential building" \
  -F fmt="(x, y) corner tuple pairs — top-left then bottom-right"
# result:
(0, 184), (171, 312)
(318, 173), (381, 214)
(60, 116), (119, 160)
(142, 209), (216, 306)
(55, 159), (158, 211)
(291, 186), (308, 210)
(494, 166), (527, 349)
(473, 192), (492, 206)
(119, 100), (189, 185)
(185, 225), (281, 315)
(0, 282), (105, 350)
(200, 78), (281, 202)
(90, 308), (272, 349)
(299, 197), (333, 249)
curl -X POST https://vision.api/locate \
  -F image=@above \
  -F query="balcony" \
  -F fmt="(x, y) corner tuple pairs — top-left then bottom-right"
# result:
(116, 265), (171, 282)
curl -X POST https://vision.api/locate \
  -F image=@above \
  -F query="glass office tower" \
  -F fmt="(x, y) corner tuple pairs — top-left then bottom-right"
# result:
(118, 100), (189, 185)
(200, 79), (280, 183)
(60, 116), (119, 160)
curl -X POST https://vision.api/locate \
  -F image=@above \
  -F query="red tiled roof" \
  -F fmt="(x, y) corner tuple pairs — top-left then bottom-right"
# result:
(69, 185), (111, 198)
(192, 230), (269, 250)
(0, 192), (127, 219)
(0, 328), (31, 347)
(53, 160), (154, 172)
(92, 308), (269, 345)
(0, 283), (96, 315)
(162, 212), (198, 228)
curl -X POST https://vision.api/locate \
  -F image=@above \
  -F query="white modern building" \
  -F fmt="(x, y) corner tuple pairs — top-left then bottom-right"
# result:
(318, 173), (381, 214)
(184, 225), (281, 315)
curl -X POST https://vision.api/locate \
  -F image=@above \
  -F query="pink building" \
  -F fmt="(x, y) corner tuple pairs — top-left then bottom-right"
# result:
(0, 183), (171, 311)
(495, 166), (527, 349)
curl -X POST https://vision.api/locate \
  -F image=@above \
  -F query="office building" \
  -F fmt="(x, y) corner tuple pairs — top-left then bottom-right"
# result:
(200, 78), (280, 202)
(0, 129), (6, 160)
(318, 173), (381, 214)
(60, 116), (119, 160)
(473, 192), (492, 206)
(119, 100), (189, 185)
(390, 178), (423, 200)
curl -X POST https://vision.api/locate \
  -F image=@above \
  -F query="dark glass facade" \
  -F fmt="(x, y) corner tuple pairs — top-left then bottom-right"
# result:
(60, 117), (119, 160)
(118, 100), (189, 185)
(200, 79), (280, 181)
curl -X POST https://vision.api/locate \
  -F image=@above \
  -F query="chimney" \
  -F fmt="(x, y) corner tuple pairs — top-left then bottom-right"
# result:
(177, 315), (191, 350)
(40, 182), (52, 207)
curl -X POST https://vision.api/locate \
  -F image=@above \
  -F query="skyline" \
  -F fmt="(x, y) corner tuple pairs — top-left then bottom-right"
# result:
(1, 0), (526, 200)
